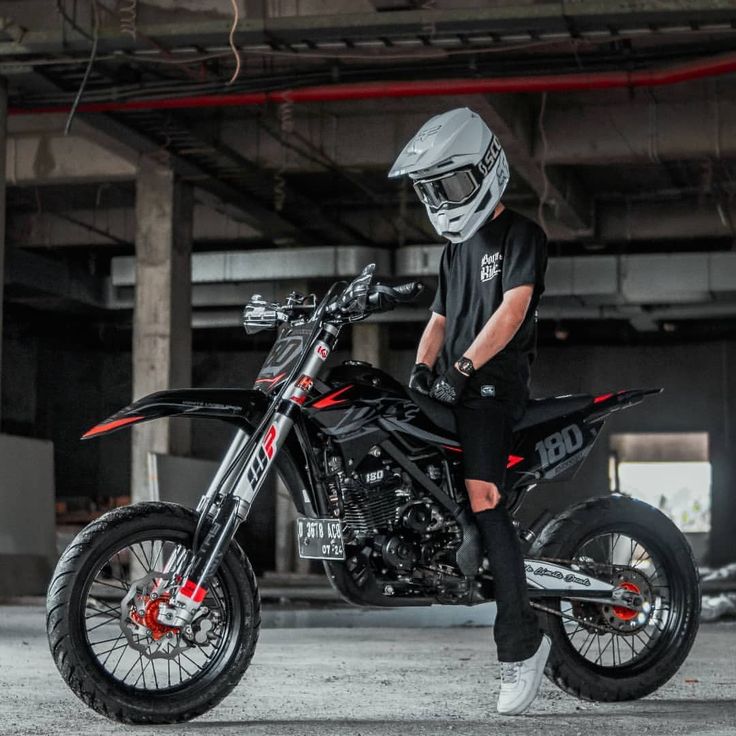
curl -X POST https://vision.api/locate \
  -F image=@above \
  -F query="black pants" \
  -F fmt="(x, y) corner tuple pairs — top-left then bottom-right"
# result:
(453, 396), (542, 662)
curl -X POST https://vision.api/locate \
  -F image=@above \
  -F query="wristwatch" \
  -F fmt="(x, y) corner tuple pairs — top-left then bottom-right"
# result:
(455, 356), (475, 377)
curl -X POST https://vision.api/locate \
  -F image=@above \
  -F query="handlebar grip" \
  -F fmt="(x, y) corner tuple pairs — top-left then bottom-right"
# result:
(391, 281), (424, 302)
(366, 281), (424, 310)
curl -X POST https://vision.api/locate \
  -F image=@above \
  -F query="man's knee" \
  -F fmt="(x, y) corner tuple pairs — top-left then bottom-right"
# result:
(465, 479), (502, 512)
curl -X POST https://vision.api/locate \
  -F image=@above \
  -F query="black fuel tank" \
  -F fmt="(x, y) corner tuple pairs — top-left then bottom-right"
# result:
(325, 360), (404, 393)
(305, 360), (456, 451)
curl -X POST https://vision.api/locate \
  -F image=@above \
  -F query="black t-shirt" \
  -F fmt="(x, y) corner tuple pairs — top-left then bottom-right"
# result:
(430, 207), (547, 401)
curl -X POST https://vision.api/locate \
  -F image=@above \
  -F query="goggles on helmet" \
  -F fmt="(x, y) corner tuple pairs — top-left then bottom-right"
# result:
(412, 135), (503, 211)
(412, 168), (480, 210)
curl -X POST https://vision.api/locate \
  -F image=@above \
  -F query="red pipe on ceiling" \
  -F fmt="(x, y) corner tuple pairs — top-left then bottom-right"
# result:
(9, 51), (736, 116)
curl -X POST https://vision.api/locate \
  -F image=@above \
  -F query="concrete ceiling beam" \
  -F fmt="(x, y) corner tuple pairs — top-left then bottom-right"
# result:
(5, 131), (136, 185)
(536, 96), (736, 165)
(398, 247), (736, 305)
(9, 197), (735, 247)
(110, 245), (393, 287)
(9, 244), (736, 329)
(8, 202), (261, 248)
(2, 1), (734, 55)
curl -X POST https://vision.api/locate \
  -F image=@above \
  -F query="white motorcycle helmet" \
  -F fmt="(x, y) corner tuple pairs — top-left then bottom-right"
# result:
(389, 107), (510, 243)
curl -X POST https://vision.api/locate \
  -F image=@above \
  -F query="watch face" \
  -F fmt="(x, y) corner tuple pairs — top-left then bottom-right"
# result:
(458, 357), (475, 375)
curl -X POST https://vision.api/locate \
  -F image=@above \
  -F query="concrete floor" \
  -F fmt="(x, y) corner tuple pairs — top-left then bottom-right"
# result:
(1, 604), (734, 736)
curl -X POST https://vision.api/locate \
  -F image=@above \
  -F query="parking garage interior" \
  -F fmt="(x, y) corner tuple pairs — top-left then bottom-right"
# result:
(0, 1), (735, 733)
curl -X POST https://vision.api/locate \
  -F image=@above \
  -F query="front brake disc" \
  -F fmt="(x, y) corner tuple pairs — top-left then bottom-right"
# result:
(120, 572), (192, 660)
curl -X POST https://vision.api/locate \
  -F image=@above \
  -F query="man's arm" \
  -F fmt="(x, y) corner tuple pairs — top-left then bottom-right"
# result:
(460, 285), (533, 371)
(416, 312), (446, 368)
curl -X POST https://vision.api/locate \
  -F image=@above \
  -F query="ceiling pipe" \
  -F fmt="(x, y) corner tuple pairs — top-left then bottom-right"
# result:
(9, 51), (736, 116)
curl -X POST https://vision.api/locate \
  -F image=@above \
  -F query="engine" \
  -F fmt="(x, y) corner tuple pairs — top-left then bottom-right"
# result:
(339, 458), (409, 540)
(325, 449), (464, 586)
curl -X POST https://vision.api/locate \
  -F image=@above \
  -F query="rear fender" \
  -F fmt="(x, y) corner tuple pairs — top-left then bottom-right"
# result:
(81, 388), (269, 439)
(583, 387), (663, 424)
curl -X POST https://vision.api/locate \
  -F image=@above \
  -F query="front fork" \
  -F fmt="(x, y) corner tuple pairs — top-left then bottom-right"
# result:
(156, 325), (338, 628)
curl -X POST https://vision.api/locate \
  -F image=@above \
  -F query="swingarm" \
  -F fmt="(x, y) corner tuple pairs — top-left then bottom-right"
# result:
(520, 558), (650, 616)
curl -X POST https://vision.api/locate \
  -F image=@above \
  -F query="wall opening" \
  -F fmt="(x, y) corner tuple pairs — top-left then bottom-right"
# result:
(609, 432), (711, 534)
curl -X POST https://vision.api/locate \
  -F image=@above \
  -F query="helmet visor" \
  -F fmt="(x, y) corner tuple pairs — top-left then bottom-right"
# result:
(413, 168), (480, 210)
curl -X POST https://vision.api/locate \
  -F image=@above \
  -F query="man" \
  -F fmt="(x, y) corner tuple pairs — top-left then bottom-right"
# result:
(389, 107), (550, 716)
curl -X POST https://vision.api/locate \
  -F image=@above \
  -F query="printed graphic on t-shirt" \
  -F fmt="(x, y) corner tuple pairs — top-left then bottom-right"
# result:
(480, 252), (503, 283)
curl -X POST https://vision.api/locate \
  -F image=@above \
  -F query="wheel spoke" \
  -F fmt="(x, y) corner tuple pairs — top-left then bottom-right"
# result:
(82, 531), (232, 694)
(562, 530), (673, 671)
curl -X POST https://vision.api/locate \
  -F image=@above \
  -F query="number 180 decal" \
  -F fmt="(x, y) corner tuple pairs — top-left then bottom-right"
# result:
(535, 424), (583, 468)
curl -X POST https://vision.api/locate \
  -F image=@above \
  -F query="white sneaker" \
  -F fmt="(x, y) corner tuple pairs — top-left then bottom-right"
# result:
(496, 634), (551, 716)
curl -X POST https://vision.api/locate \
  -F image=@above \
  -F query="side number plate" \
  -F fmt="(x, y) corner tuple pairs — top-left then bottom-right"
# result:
(296, 517), (345, 560)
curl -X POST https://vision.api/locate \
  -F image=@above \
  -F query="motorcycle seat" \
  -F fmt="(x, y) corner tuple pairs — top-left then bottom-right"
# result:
(407, 389), (593, 435)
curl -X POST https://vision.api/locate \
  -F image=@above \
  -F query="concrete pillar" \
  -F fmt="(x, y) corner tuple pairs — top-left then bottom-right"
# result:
(0, 78), (7, 424)
(709, 340), (736, 566)
(131, 156), (193, 503)
(351, 322), (388, 368)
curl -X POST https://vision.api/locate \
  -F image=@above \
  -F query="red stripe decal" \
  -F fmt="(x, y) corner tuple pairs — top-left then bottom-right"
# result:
(312, 385), (353, 409)
(82, 415), (145, 439)
(506, 454), (524, 468)
(180, 579), (207, 604)
(442, 444), (463, 454)
(593, 393), (614, 404)
(262, 424), (277, 459)
(255, 372), (286, 386)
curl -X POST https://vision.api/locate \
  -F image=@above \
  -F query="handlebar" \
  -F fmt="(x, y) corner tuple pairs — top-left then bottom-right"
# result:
(243, 276), (424, 333)
(326, 280), (424, 318)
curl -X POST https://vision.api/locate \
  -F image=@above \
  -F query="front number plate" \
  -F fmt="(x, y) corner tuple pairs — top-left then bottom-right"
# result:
(296, 517), (345, 560)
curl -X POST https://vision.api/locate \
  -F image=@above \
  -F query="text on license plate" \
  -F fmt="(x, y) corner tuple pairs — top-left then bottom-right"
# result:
(296, 517), (345, 560)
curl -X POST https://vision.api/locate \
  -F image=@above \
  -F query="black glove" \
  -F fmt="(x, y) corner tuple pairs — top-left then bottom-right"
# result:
(429, 364), (469, 406)
(409, 363), (434, 395)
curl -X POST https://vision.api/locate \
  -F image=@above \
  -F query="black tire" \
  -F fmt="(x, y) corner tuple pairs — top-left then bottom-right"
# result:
(529, 494), (700, 702)
(47, 502), (261, 724)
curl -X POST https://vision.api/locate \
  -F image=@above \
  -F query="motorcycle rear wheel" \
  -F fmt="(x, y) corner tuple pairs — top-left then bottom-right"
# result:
(530, 494), (700, 701)
(47, 502), (260, 724)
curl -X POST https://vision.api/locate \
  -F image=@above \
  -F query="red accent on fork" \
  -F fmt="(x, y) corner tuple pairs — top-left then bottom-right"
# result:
(262, 424), (278, 459)
(179, 579), (207, 604)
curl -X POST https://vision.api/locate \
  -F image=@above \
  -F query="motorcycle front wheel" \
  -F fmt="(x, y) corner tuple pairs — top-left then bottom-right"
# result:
(530, 494), (701, 702)
(47, 502), (260, 724)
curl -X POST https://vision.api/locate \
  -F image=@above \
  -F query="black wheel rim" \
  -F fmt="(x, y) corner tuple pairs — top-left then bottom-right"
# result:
(81, 530), (237, 693)
(558, 529), (680, 675)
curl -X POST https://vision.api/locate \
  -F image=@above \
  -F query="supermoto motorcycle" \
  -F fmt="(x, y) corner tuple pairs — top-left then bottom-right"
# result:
(47, 264), (700, 724)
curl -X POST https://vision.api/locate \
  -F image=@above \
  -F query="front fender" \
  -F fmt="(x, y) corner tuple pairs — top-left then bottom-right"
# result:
(81, 388), (269, 439)
(82, 387), (323, 518)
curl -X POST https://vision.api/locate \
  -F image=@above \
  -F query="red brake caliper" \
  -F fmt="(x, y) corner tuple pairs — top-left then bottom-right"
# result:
(129, 593), (180, 641)
(612, 581), (641, 621)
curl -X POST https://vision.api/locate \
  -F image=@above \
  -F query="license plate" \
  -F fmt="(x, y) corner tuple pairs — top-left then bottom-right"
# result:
(296, 517), (345, 560)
